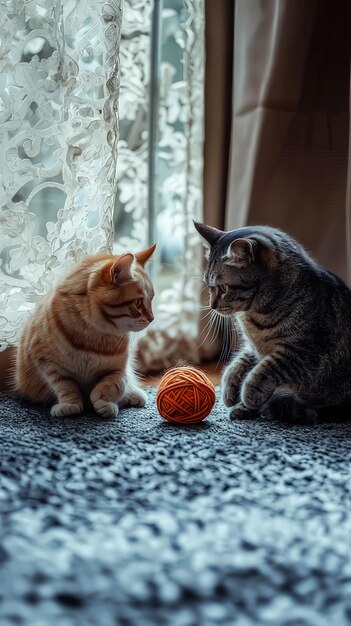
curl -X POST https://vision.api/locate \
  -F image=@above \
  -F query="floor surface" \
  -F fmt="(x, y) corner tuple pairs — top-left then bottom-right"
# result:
(1, 390), (351, 626)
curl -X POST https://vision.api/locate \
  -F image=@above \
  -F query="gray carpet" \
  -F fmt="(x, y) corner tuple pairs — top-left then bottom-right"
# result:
(1, 389), (351, 626)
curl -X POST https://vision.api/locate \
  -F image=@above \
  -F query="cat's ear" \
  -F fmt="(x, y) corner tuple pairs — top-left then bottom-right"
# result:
(135, 243), (156, 267)
(193, 221), (223, 246)
(110, 253), (134, 284)
(223, 238), (257, 267)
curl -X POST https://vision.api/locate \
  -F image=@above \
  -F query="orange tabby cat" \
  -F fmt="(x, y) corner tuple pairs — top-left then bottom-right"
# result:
(15, 245), (156, 418)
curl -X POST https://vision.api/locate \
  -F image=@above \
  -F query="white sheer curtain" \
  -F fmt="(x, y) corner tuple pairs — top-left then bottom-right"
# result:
(0, 0), (205, 372)
(115, 0), (205, 372)
(0, 0), (122, 350)
(139, 0), (205, 372)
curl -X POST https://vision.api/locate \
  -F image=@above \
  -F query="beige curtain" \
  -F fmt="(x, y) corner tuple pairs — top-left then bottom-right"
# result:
(205, 0), (351, 283)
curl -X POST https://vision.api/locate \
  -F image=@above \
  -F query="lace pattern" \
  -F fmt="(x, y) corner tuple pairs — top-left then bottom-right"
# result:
(116, 0), (205, 371)
(0, 0), (122, 349)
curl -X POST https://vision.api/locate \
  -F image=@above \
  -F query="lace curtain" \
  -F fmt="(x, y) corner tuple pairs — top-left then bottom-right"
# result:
(116, 0), (205, 371)
(0, 0), (122, 349)
(0, 0), (205, 371)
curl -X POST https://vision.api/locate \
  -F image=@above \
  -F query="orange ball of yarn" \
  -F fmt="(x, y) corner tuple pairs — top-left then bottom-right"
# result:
(156, 366), (216, 424)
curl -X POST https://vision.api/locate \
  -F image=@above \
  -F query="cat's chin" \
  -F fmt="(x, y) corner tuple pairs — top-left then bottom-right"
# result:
(133, 321), (151, 332)
(111, 319), (151, 335)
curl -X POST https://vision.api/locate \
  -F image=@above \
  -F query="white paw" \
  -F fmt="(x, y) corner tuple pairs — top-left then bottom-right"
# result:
(119, 387), (147, 408)
(93, 399), (119, 418)
(51, 403), (83, 417)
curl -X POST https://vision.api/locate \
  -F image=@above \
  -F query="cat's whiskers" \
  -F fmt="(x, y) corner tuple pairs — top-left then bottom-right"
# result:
(200, 310), (217, 335)
(209, 312), (222, 346)
(217, 318), (227, 365)
(196, 310), (219, 350)
(199, 309), (213, 321)
(187, 258), (205, 275)
(217, 315), (234, 366)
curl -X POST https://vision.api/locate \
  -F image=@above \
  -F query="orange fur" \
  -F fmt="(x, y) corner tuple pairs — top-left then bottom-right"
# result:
(14, 246), (156, 418)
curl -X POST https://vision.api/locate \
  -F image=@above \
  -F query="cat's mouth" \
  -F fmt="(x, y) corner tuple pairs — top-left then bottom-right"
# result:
(213, 307), (233, 316)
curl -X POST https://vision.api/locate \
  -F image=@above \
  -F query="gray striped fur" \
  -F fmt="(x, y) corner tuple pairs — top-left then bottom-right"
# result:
(194, 222), (351, 423)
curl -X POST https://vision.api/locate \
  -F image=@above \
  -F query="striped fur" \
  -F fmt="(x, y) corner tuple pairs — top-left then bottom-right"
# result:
(194, 222), (351, 423)
(14, 246), (156, 418)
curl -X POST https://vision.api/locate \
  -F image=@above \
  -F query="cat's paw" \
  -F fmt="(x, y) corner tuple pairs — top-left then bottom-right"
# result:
(90, 386), (120, 418)
(241, 377), (268, 410)
(222, 381), (240, 408)
(261, 394), (318, 425)
(119, 387), (147, 408)
(93, 399), (119, 419)
(222, 353), (257, 407)
(51, 403), (83, 417)
(229, 402), (258, 421)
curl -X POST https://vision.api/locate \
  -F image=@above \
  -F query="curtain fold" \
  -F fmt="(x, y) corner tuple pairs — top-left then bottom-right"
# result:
(203, 0), (234, 231)
(205, 0), (350, 284)
(347, 80), (351, 285)
(226, 0), (318, 229)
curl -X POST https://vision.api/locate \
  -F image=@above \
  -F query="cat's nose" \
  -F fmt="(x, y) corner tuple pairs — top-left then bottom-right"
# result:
(211, 298), (218, 309)
(145, 311), (154, 322)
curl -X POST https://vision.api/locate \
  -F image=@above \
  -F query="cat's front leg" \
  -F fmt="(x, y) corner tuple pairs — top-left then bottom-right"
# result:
(222, 351), (258, 407)
(241, 356), (288, 410)
(119, 385), (148, 408)
(48, 378), (84, 417)
(37, 359), (84, 416)
(119, 367), (147, 408)
(90, 372), (127, 418)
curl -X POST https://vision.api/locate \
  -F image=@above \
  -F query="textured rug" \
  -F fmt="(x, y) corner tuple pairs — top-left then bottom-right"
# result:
(1, 390), (351, 626)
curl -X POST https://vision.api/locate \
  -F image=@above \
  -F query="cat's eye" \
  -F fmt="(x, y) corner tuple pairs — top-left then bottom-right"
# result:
(135, 299), (143, 308)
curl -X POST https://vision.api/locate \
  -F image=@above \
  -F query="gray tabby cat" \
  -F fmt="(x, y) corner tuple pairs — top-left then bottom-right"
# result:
(194, 222), (351, 423)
